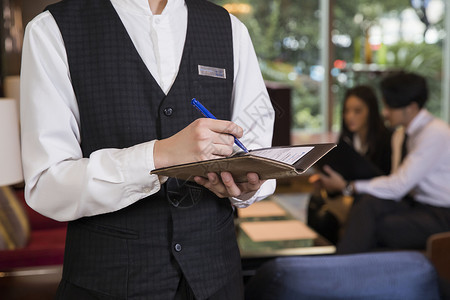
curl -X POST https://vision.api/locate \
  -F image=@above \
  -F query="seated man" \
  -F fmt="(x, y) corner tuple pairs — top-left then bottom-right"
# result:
(319, 72), (450, 254)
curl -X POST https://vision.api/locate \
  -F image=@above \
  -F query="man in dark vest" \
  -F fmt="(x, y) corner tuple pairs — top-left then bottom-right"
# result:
(20, 0), (276, 298)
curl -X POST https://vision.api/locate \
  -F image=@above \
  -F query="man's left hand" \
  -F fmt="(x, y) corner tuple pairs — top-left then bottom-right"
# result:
(194, 172), (264, 198)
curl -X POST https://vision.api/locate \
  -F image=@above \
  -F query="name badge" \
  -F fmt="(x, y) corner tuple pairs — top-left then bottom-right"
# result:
(198, 65), (226, 79)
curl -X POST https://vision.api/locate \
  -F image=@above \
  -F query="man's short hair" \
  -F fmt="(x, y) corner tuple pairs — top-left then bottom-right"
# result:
(380, 72), (428, 109)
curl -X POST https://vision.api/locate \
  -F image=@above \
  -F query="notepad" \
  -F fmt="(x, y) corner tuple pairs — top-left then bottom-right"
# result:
(151, 143), (336, 183)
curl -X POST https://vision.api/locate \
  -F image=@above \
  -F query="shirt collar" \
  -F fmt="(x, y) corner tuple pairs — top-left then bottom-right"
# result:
(110, 0), (184, 16)
(406, 108), (433, 137)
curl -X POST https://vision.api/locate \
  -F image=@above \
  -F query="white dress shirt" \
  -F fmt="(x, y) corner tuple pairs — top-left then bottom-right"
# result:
(20, 0), (276, 221)
(355, 109), (450, 207)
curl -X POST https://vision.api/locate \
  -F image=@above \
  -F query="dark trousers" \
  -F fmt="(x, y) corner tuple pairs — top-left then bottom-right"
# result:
(337, 194), (450, 254)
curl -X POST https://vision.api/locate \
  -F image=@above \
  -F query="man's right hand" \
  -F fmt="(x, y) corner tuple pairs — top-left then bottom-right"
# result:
(154, 118), (243, 169)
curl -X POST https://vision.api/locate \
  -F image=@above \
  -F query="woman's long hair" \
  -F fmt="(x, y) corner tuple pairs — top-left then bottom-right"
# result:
(340, 85), (390, 162)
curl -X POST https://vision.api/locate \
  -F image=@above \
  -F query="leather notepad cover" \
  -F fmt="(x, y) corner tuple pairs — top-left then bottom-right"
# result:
(151, 143), (336, 183)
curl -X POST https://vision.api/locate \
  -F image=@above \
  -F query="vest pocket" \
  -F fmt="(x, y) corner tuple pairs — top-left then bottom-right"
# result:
(63, 221), (134, 298)
(78, 219), (139, 239)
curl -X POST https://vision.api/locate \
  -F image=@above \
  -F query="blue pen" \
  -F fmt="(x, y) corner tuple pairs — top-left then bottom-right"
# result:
(191, 98), (249, 153)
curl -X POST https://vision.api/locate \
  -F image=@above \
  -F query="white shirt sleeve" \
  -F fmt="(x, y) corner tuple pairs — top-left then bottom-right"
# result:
(21, 12), (163, 221)
(228, 15), (276, 207)
(354, 119), (447, 201)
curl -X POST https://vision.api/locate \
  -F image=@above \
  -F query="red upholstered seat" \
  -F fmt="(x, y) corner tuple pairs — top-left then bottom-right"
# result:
(0, 189), (67, 270)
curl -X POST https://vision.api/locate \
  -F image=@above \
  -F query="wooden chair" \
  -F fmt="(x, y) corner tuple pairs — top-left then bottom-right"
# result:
(427, 231), (450, 281)
(427, 231), (450, 299)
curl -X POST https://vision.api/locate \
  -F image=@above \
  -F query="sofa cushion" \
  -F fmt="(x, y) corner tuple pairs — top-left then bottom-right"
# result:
(245, 251), (440, 300)
(0, 227), (66, 269)
(0, 188), (67, 270)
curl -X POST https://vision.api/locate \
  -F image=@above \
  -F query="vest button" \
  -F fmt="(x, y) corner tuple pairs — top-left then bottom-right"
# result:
(163, 107), (173, 116)
(174, 243), (182, 252)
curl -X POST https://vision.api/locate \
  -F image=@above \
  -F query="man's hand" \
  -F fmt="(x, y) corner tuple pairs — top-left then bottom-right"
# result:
(194, 172), (264, 198)
(154, 118), (243, 169)
(318, 165), (347, 193)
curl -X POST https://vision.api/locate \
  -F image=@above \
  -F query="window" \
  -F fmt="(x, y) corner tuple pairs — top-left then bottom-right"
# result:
(212, 0), (324, 133)
(213, 0), (448, 137)
(332, 0), (446, 130)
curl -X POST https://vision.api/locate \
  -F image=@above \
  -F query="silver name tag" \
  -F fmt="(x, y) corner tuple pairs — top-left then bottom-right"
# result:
(198, 65), (226, 79)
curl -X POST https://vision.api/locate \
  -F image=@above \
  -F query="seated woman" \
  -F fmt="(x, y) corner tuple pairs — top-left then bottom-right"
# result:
(308, 85), (392, 244)
(337, 85), (392, 175)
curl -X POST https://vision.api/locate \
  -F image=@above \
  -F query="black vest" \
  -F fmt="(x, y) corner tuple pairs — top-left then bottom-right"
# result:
(48, 0), (239, 298)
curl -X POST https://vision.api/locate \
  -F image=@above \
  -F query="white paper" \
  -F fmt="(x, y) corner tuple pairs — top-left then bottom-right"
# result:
(250, 146), (314, 165)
